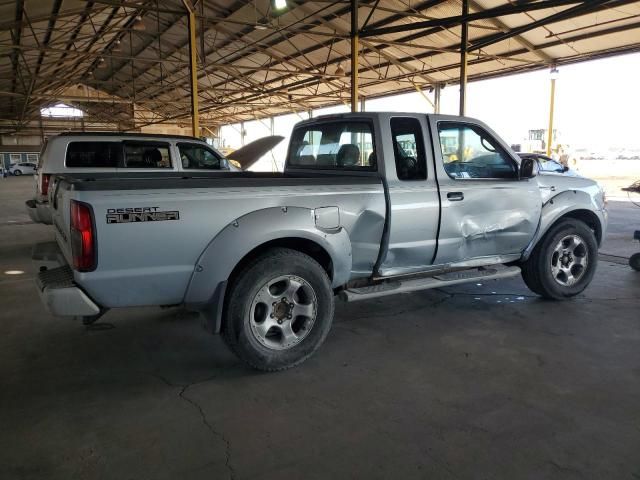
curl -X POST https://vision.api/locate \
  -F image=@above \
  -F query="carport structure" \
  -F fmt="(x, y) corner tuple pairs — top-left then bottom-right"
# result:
(1, 0), (640, 136)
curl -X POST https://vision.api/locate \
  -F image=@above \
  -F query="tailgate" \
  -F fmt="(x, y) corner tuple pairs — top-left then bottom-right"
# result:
(48, 176), (74, 266)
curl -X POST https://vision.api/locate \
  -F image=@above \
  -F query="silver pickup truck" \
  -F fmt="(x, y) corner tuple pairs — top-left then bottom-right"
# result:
(36, 112), (607, 371)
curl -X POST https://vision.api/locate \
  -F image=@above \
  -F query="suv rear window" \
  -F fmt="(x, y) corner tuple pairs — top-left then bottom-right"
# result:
(288, 121), (376, 170)
(123, 142), (171, 168)
(66, 142), (122, 168)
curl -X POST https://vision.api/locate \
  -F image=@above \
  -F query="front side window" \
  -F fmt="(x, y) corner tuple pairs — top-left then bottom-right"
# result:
(391, 117), (427, 181)
(288, 121), (375, 170)
(178, 143), (222, 170)
(123, 142), (171, 168)
(66, 142), (122, 168)
(438, 123), (517, 179)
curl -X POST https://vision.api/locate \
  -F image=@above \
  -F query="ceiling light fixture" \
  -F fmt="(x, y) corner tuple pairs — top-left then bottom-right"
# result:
(4, 270), (24, 275)
(335, 64), (345, 76)
(113, 39), (122, 52)
(273, 0), (287, 10)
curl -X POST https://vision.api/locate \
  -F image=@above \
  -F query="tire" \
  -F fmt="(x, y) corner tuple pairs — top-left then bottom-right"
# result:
(222, 248), (334, 371)
(520, 259), (544, 295)
(12, 169), (22, 176)
(521, 219), (598, 299)
(630, 253), (640, 271)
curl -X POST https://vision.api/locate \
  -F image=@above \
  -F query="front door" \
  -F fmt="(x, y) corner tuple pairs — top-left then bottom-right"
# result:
(429, 118), (541, 265)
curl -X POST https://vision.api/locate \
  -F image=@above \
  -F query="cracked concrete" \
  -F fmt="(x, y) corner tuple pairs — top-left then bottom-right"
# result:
(179, 385), (236, 480)
(152, 373), (236, 480)
(1, 176), (639, 479)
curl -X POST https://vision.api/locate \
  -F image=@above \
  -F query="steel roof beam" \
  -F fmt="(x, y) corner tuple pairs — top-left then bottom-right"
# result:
(360, 0), (586, 37)
(202, 11), (640, 121)
(469, 0), (611, 51)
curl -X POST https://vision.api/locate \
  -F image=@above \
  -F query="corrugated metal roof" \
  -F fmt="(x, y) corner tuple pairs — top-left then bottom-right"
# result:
(1, 0), (639, 134)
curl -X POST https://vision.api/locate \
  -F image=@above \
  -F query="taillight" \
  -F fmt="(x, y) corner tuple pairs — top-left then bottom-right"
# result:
(70, 200), (96, 271)
(40, 173), (51, 196)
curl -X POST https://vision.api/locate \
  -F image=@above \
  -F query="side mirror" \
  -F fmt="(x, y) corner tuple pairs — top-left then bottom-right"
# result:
(519, 157), (538, 179)
(563, 165), (570, 172)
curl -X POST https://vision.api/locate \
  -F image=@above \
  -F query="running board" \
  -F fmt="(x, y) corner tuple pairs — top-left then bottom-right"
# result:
(339, 266), (521, 302)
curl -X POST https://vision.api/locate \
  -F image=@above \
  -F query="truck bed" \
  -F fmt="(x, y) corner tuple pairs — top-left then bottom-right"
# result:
(50, 171), (387, 309)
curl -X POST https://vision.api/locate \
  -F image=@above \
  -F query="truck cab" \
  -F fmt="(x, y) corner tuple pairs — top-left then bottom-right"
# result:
(287, 112), (544, 275)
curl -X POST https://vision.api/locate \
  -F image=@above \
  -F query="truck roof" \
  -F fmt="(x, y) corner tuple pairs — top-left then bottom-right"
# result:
(298, 111), (476, 126)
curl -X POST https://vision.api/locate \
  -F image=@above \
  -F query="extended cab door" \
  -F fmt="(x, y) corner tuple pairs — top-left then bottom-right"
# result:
(428, 116), (541, 265)
(377, 115), (441, 276)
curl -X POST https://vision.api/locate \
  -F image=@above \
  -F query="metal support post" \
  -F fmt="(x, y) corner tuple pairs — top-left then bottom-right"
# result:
(546, 69), (558, 156)
(459, 0), (468, 116)
(183, 1), (199, 137)
(351, 0), (359, 112)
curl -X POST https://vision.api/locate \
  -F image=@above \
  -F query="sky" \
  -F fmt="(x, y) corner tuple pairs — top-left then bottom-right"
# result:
(220, 52), (640, 171)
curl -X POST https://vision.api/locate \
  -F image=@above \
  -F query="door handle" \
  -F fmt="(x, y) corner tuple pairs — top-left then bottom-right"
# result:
(447, 192), (464, 201)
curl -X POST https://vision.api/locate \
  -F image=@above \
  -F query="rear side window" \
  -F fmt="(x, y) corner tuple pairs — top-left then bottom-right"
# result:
(123, 142), (171, 168)
(177, 143), (222, 170)
(288, 121), (376, 170)
(66, 142), (122, 168)
(391, 117), (427, 181)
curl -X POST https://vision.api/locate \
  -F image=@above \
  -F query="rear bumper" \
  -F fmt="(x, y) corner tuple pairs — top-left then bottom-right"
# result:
(32, 241), (66, 271)
(36, 265), (101, 317)
(25, 198), (52, 224)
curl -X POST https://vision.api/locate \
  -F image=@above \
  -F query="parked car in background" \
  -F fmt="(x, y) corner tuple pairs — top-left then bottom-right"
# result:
(10, 162), (37, 176)
(35, 112), (607, 371)
(518, 153), (579, 176)
(26, 132), (282, 225)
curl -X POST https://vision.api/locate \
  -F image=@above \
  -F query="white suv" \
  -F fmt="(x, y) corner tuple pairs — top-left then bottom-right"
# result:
(27, 132), (282, 224)
(27, 133), (232, 225)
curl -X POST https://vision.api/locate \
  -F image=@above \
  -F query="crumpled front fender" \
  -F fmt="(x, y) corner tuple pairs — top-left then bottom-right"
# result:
(522, 188), (607, 260)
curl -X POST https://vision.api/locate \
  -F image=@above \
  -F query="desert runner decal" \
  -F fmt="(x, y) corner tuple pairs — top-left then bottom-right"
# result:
(106, 207), (179, 224)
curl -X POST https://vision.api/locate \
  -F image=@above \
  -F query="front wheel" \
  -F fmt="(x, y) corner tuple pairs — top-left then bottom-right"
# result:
(521, 219), (598, 299)
(630, 252), (640, 271)
(222, 248), (334, 371)
(12, 169), (22, 176)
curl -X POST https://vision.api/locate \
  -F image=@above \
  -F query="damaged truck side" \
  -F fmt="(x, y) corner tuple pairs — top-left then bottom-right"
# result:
(36, 112), (607, 371)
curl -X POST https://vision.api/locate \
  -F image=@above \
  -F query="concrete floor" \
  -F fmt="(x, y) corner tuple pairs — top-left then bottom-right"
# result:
(1, 175), (639, 480)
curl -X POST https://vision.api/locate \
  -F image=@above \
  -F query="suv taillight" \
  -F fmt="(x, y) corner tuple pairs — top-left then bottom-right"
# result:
(70, 200), (96, 271)
(40, 173), (51, 196)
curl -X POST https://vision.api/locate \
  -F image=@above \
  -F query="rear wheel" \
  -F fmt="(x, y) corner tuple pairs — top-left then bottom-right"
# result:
(222, 248), (334, 371)
(630, 253), (640, 271)
(521, 219), (598, 299)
